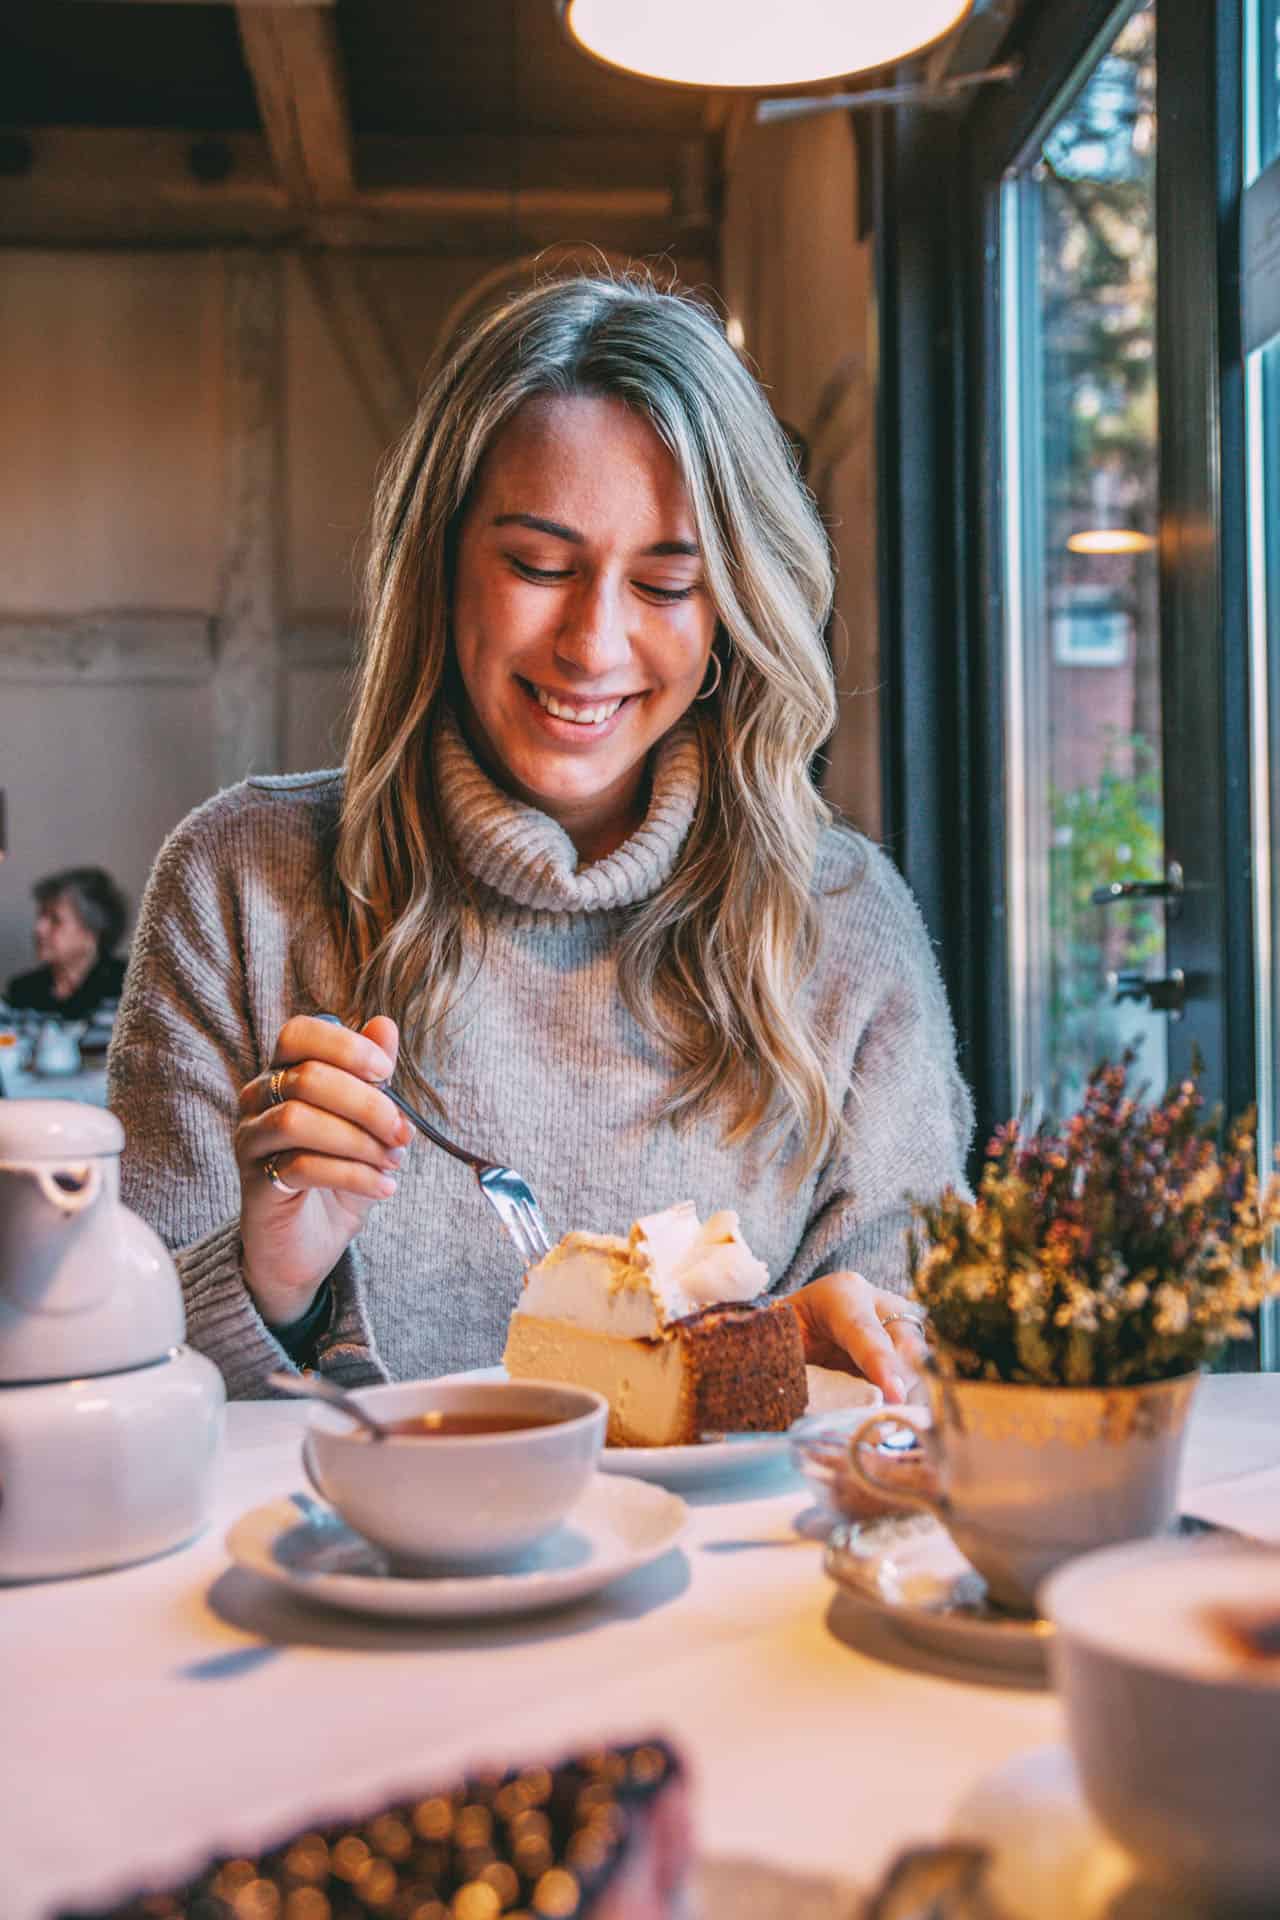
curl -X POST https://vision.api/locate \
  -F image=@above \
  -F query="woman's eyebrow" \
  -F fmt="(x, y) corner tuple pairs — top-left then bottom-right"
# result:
(493, 512), (582, 543)
(491, 512), (699, 559)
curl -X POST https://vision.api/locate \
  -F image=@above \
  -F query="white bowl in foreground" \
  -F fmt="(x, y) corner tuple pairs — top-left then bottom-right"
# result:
(303, 1378), (608, 1569)
(1042, 1534), (1280, 1912)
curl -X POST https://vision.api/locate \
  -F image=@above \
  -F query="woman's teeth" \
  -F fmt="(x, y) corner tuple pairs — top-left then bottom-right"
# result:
(534, 687), (625, 725)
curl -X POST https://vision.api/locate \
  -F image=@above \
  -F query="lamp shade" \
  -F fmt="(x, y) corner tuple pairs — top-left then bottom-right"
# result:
(1067, 529), (1157, 555)
(560, 0), (975, 90)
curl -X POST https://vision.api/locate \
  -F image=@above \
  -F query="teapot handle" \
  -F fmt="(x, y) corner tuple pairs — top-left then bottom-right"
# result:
(33, 1163), (103, 1216)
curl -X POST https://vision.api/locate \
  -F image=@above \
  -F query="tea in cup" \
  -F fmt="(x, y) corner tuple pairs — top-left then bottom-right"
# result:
(845, 1371), (1198, 1612)
(302, 1378), (608, 1569)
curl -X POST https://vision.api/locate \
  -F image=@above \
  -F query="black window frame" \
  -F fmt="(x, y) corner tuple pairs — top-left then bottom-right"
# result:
(874, 0), (1254, 1169)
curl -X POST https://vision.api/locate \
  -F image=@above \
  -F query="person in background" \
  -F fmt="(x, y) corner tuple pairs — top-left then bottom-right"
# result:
(5, 867), (129, 1022)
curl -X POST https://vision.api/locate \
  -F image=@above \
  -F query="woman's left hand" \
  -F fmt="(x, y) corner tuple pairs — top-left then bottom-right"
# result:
(787, 1271), (927, 1404)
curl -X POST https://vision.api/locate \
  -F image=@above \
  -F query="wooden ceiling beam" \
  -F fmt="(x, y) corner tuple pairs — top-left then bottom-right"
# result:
(76, 0), (337, 7)
(235, 3), (354, 206)
(357, 132), (708, 196)
(0, 130), (713, 255)
(0, 210), (700, 257)
(0, 130), (289, 242)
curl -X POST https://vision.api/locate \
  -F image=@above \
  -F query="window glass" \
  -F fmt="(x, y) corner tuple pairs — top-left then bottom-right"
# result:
(1003, 1), (1165, 1117)
(1246, 0), (1280, 1366)
(1261, 0), (1280, 170)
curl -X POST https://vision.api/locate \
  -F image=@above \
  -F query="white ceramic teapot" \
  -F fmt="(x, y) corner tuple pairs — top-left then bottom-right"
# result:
(0, 1100), (225, 1581)
(31, 1017), (84, 1077)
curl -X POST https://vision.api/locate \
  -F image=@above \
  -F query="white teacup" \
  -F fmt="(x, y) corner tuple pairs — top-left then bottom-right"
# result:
(1043, 1535), (1280, 1910)
(302, 1378), (608, 1569)
(845, 1372), (1198, 1612)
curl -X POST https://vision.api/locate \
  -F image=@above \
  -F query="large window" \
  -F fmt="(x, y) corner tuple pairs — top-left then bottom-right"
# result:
(883, 0), (1264, 1354)
(1002, 3), (1166, 1118)
(1245, 0), (1280, 1367)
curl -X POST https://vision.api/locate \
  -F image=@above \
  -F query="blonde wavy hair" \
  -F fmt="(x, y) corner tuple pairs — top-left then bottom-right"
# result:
(334, 272), (841, 1176)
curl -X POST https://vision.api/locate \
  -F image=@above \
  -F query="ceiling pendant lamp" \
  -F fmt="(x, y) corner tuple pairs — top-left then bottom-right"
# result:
(559, 0), (975, 91)
(1066, 529), (1158, 555)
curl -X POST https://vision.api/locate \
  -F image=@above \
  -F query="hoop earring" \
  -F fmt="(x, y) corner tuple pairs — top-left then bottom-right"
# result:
(695, 652), (723, 701)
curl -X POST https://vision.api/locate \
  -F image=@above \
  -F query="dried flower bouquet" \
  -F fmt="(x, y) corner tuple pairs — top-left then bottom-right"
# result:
(909, 1054), (1280, 1388)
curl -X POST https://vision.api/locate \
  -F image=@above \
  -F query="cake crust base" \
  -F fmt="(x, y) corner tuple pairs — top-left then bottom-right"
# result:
(503, 1300), (807, 1447)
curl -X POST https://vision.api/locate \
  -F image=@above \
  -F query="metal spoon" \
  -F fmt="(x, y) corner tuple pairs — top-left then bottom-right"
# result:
(267, 1368), (390, 1440)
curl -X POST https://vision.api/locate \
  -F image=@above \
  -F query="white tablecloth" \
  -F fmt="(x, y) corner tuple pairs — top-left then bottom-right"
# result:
(0, 1063), (109, 1105)
(4, 1374), (1278, 1920)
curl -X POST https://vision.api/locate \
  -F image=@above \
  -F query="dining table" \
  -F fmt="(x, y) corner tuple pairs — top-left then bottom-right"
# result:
(5, 1371), (1279, 1920)
(0, 1060), (109, 1106)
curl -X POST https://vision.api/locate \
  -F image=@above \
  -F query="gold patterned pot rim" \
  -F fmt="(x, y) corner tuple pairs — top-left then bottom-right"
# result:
(921, 1367), (1200, 1394)
(925, 1368), (1199, 1446)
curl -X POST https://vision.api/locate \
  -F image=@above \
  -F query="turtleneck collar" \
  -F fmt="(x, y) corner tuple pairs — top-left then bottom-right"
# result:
(434, 708), (702, 915)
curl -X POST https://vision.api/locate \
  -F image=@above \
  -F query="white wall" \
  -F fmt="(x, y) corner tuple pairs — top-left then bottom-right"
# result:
(0, 248), (418, 982)
(719, 111), (881, 837)
(0, 245), (717, 986)
(0, 252), (226, 613)
(0, 680), (215, 985)
(0, 252), (230, 984)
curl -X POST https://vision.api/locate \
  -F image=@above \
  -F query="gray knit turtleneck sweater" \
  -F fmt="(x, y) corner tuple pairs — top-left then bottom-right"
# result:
(110, 717), (973, 1398)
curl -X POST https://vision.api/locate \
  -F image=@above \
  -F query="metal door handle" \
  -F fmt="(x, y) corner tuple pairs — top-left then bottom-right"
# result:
(1105, 967), (1186, 1019)
(1091, 860), (1183, 909)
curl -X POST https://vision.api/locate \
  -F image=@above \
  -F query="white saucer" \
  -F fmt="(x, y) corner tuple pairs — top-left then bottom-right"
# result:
(952, 1744), (1209, 1920)
(226, 1473), (687, 1620)
(439, 1365), (880, 1487)
(824, 1513), (1053, 1676)
(824, 1513), (1234, 1679)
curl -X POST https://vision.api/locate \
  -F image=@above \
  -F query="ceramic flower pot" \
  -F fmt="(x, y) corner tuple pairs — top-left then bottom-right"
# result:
(847, 1370), (1200, 1613)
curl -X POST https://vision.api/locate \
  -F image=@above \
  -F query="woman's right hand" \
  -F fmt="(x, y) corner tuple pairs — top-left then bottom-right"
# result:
(235, 1013), (412, 1330)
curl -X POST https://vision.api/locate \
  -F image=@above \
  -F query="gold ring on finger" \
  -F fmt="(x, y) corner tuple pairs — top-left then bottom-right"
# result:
(263, 1153), (300, 1196)
(268, 1066), (289, 1107)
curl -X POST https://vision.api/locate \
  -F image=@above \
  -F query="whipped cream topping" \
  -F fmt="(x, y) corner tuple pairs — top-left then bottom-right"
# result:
(514, 1201), (769, 1339)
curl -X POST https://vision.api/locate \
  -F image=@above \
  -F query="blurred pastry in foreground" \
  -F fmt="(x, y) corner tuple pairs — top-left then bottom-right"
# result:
(57, 1737), (691, 1920)
(504, 1201), (807, 1446)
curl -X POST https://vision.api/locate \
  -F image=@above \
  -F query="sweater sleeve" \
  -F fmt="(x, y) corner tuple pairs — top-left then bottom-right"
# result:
(107, 798), (300, 1397)
(779, 846), (974, 1300)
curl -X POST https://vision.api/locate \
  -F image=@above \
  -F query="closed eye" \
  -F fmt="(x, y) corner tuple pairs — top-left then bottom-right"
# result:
(509, 557), (572, 584)
(509, 556), (699, 603)
(637, 582), (698, 603)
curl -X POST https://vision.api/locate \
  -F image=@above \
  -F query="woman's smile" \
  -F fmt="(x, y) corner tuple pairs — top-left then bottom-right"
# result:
(517, 676), (641, 738)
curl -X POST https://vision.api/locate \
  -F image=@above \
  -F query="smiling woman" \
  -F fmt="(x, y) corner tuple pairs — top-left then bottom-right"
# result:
(109, 271), (973, 1402)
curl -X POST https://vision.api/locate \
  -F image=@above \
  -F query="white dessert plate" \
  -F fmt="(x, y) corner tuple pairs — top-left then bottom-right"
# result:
(437, 1365), (880, 1486)
(226, 1473), (687, 1620)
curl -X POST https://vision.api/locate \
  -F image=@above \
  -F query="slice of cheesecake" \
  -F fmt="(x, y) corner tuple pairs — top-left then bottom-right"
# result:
(503, 1202), (808, 1447)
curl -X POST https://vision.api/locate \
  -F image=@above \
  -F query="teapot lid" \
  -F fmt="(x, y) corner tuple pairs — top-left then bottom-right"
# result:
(0, 1099), (124, 1162)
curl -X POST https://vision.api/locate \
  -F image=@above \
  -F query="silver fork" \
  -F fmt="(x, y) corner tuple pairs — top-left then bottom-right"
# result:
(316, 1013), (552, 1267)
(381, 1081), (553, 1267)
